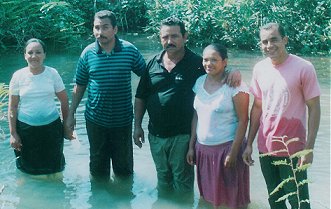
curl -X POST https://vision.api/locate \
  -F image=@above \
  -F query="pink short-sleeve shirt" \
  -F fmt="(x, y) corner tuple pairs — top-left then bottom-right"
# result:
(250, 54), (320, 156)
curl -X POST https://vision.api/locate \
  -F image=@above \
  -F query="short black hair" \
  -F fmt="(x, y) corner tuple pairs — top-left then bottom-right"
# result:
(160, 16), (186, 36)
(260, 22), (286, 38)
(94, 10), (117, 27)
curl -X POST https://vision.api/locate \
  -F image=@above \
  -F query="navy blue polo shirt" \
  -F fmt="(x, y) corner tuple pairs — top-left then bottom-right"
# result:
(135, 48), (205, 137)
(75, 36), (146, 127)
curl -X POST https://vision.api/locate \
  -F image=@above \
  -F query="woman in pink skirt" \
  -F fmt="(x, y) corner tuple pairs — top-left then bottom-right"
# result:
(187, 43), (250, 209)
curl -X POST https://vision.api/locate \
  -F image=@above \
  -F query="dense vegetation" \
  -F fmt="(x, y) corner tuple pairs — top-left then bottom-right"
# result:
(0, 0), (330, 54)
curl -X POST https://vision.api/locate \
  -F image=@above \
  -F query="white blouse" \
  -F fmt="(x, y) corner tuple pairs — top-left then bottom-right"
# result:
(9, 66), (65, 126)
(193, 74), (249, 145)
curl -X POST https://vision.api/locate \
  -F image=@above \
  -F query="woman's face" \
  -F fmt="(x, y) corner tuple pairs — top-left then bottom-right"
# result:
(202, 47), (227, 77)
(24, 42), (46, 69)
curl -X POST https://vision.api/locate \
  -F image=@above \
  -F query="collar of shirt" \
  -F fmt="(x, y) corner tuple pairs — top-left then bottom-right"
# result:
(95, 35), (122, 54)
(156, 46), (193, 64)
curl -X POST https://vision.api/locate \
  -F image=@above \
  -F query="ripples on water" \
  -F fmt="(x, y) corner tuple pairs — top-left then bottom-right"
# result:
(0, 35), (330, 209)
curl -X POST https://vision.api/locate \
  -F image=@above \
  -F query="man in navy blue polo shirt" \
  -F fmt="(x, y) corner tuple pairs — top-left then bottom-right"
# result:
(65, 10), (146, 179)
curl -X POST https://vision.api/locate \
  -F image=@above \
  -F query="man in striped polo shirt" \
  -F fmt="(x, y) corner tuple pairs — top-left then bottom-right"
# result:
(65, 10), (146, 180)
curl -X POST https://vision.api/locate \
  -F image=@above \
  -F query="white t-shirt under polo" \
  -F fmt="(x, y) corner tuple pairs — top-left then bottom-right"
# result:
(9, 66), (65, 126)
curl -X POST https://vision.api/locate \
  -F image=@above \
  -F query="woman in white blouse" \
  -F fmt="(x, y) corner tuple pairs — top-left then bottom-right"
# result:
(8, 38), (71, 175)
(187, 43), (250, 209)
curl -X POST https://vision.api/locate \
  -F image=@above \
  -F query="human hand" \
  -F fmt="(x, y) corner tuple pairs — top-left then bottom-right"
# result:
(10, 132), (22, 151)
(186, 147), (195, 165)
(64, 127), (76, 140)
(224, 154), (237, 168)
(226, 69), (241, 87)
(242, 145), (254, 166)
(299, 150), (313, 167)
(64, 114), (76, 140)
(133, 126), (145, 148)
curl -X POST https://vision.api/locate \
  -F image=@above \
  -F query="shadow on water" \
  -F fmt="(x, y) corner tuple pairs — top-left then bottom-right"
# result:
(0, 34), (330, 209)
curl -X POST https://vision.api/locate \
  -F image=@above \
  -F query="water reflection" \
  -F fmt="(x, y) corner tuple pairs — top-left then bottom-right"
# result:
(0, 35), (330, 209)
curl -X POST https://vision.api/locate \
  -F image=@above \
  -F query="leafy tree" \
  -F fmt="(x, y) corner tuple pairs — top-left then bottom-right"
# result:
(144, 0), (330, 54)
(0, 0), (87, 51)
(0, 0), (329, 54)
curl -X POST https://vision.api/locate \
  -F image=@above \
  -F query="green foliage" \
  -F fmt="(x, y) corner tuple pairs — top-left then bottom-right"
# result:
(0, 0), (329, 54)
(110, 0), (148, 32)
(295, 164), (311, 172)
(0, 83), (8, 141)
(290, 149), (313, 159)
(39, 1), (88, 50)
(0, 0), (87, 51)
(65, 0), (148, 33)
(249, 0), (331, 54)
(0, 84), (8, 110)
(145, 0), (331, 54)
(276, 192), (297, 202)
(259, 136), (311, 208)
(0, 0), (148, 51)
(269, 177), (295, 196)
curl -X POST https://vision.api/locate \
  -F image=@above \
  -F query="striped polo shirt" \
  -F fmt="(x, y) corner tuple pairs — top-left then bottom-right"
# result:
(75, 36), (146, 127)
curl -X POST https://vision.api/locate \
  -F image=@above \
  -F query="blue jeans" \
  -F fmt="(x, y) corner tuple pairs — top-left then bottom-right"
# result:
(148, 133), (194, 193)
(86, 119), (133, 178)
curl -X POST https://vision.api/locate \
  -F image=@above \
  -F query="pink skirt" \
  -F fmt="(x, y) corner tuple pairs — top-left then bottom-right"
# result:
(196, 140), (250, 208)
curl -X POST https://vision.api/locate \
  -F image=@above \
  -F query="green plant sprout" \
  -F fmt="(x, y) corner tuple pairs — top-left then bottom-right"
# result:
(259, 136), (312, 209)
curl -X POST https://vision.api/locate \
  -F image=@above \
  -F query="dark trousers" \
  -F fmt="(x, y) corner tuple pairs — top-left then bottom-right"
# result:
(259, 155), (310, 209)
(86, 119), (133, 178)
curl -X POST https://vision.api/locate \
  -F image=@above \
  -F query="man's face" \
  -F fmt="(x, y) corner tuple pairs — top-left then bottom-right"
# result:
(93, 17), (117, 46)
(160, 25), (187, 54)
(260, 27), (288, 64)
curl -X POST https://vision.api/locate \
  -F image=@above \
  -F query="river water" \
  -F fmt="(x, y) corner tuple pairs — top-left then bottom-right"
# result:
(0, 35), (330, 209)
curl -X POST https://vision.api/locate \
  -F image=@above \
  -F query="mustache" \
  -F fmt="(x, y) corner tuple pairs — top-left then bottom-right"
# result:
(166, 44), (176, 49)
(98, 35), (107, 39)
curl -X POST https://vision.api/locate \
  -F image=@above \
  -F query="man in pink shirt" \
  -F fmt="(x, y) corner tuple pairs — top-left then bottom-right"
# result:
(242, 23), (321, 209)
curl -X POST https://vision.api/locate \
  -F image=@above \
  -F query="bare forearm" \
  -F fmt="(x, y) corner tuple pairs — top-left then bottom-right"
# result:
(8, 95), (22, 150)
(231, 92), (249, 154)
(56, 90), (70, 122)
(60, 101), (70, 122)
(247, 99), (262, 146)
(247, 118), (259, 146)
(69, 85), (86, 115)
(189, 111), (198, 149)
(8, 96), (19, 134)
(134, 98), (146, 128)
(305, 97), (321, 150)
(231, 120), (248, 155)
(8, 108), (18, 134)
